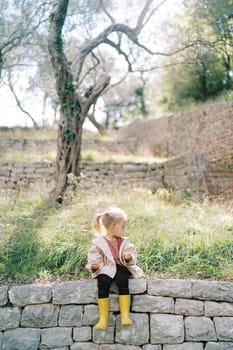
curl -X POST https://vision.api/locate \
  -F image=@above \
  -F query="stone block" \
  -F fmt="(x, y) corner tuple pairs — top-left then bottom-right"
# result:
(214, 317), (233, 341)
(150, 314), (184, 344)
(205, 301), (233, 316)
(109, 294), (120, 311)
(73, 326), (92, 342)
(52, 280), (97, 304)
(59, 305), (83, 327)
(175, 299), (204, 316)
(93, 326), (115, 344)
(9, 284), (52, 307)
(163, 343), (203, 350)
(148, 279), (192, 298)
(100, 345), (141, 349)
(129, 278), (147, 294)
(0, 286), (8, 306)
(21, 304), (59, 328)
(2, 328), (40, 350)
(0, 307), (21, 331)
(49, 348), (69, 350)
(82, 304), (115, 327)
(82, 305), (98, 325)
(132, 295), (174, 313)
(185, 317), (217, 341)
(115, 313), (149, 345)
(205, 342), (233, 350)
(71, 343), (99, 350)
(41, 327), (73, 348)
(192, 280), (233, 302)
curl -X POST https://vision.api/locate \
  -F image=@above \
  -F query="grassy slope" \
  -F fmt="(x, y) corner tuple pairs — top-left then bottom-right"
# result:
(0, 188), (232, 284)
(0, 126), (232, 283)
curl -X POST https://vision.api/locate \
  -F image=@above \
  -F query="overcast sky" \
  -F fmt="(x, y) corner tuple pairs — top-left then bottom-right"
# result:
(0, 0), (182, 128)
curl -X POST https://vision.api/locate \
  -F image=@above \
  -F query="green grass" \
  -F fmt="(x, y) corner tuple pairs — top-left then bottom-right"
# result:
(82, 150), (168, 163)
(0, 151), (57, 162)
(0, 188), (233, 284)
(0, 126), (57, 140)
(0, 149), (168, 163)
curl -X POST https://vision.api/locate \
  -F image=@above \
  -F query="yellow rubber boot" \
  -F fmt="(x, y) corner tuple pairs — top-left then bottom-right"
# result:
(119, 295), (133, 326)
(95, 298), (109, 330)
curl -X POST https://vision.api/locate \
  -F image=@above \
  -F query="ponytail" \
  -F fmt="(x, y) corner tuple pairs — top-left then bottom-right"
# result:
(92, 213), (103, 235)
(92, 206), (127, 236)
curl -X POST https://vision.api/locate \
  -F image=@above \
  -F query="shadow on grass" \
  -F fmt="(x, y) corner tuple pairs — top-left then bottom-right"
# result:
(0, 200), (57, 283)
(0, 198), (90, 284)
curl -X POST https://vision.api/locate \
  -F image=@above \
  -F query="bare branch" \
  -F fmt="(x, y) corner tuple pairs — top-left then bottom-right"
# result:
(72, 23), (138, 80)
(99, 0), (123, 45)
(77, 51), (100, 88)
(87, 107), (105, 134)
(99, 0), (115, 24)
(135, 0), (153, 34)
(132, 40), (200, 57)
(135, 0), (168, 33)
(2, 2), (50, 56)
(104, 38), (133, 71)
(81, 73), (111, 117)
(71, 1), (192, 81)
(7, 72), (39, 128)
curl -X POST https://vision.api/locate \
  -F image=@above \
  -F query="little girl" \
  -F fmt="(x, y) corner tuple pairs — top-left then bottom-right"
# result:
(86, 206), (143, 330)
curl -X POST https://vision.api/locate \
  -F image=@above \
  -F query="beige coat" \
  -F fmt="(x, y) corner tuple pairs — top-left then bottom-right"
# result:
(86, 236), (143, 279)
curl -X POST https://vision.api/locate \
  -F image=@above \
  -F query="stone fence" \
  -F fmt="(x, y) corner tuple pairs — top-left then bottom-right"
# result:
(1, 278), (233, 349)
(1, 154), (233, 199)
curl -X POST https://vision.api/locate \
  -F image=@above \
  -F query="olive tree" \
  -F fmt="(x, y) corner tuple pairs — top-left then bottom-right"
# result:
(48, 0), (169, 203)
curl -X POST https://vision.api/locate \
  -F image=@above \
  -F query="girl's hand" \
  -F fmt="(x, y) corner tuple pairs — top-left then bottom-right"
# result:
(124, 253), (132, 263)
(91, 262), (100, 272)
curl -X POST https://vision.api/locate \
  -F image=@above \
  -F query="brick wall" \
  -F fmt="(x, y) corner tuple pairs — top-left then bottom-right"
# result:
(118, 101), (233, 163)
(1, 278), (233, 349)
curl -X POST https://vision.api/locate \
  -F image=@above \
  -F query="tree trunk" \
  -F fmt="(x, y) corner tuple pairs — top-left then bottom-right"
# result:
(0, 50), (3, 79)
(50, 107), (83, 203)
(48, 0), (83, 202)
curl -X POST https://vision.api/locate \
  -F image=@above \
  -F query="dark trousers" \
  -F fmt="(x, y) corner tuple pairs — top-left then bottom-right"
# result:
(97, 264), (131, 298)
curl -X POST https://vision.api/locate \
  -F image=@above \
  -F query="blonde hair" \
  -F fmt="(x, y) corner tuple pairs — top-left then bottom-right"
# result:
(93, 207), (127, 235)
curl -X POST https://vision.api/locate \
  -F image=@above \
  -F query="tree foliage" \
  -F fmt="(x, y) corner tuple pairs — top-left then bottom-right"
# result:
(0, 0), (51, 78)
(159, 0), (233, 110)
(0, 0), (52, 126)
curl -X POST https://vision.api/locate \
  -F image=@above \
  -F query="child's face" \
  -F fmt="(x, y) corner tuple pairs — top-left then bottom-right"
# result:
(110, 220), (126, 238)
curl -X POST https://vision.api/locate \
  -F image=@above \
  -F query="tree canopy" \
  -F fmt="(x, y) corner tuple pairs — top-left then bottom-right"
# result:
(158, 0), (233, 110)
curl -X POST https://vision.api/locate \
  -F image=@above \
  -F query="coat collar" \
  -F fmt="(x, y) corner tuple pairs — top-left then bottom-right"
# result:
(93, 236), (128, 263)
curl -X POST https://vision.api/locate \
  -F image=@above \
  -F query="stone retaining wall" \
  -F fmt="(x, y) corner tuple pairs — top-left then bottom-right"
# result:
(1, 278), (233, 349)
(1, 155), (233, 199)
(0, 154), (209, 199)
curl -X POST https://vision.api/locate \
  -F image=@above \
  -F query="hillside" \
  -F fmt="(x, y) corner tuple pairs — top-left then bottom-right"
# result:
(0, 101), (233, 284)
